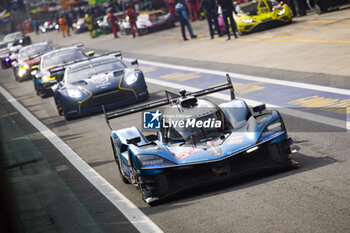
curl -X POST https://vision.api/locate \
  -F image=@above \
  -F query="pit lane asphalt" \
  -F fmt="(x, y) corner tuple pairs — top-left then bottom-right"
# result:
(2, 9), (350, 232)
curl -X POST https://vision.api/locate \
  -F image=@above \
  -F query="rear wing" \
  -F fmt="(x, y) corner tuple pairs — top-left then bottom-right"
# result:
(103, 74), (235, 130)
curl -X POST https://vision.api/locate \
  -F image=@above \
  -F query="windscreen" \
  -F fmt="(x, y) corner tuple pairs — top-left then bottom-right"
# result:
(19, 44), (52, 60)
(3, 32), (21, 42)
(236, 0), (277, 15)
(42, 49), (86, 70)
(162, 109), (232, 143)
(66, 58), (125, 83)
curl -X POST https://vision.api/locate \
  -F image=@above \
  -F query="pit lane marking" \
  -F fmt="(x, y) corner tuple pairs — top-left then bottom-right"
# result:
(130, 58), (350, 96)
(296, 39), (328, 43)
(210, 81), (265, 94)
(0, 85), (163, 233)
(161, 72), (201, 81)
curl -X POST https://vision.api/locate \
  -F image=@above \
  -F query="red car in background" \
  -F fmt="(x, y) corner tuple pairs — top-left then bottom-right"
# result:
(12, 42), (53, 82)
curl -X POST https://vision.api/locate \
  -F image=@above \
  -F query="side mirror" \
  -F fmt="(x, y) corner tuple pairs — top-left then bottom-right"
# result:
(126, 136), (141, 145)
(86, 51), (95, 57)
(253, 104), (266, 114)
(131, 59), (138, 66)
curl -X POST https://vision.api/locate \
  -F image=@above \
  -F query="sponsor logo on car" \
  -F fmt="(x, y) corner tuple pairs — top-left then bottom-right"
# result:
(143, 110), (161, 129)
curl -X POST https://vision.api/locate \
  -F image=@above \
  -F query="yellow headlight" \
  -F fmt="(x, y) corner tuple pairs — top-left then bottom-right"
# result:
(42, 76), (51, 82)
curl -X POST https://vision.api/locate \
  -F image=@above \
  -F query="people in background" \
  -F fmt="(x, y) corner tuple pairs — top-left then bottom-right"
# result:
(58, 15), (69, 37)
(218, 0), (238, 40)
(107, 9), (119, 38)
(85, 13), (94, 38)
(187, 0), (199, 20)
(175, 0), (197, 41)
(201, 0), (222, 39)
(124, 4), (139, 38)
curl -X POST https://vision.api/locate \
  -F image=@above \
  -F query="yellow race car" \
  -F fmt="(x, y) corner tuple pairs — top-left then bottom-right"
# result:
(233, 0), (292, 34)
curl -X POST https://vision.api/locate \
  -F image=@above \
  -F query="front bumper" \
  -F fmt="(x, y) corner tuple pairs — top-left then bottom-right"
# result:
(38, 81), (57, 95)
(137, 138), (296, 203)
(62, 88), (149, 118)
(1, 59), (11, 69)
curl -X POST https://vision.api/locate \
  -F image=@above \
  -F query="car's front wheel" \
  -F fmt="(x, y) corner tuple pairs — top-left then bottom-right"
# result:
(111, 138), (129, 184)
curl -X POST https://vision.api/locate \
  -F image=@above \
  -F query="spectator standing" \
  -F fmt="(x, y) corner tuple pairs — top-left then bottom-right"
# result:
(58, 15), (69, 37)
(124, 5), (139, 38)
(167, 0), (177, 21)
(107, 9), (119, 38)
(187, 0), (199, 20)
(218, 0), (237, 40)
(32, 18), (39, 35)
(85, 13), (94, 38)
(66, 11), (74, 34)
(201, 0), (222, 39)
(175, 0), (197, 41)
(289, 0), (307, 16)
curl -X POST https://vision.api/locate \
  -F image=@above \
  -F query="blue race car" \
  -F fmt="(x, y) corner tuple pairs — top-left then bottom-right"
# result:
(52, 52), (149, 120)
(104, 75), (298, 204)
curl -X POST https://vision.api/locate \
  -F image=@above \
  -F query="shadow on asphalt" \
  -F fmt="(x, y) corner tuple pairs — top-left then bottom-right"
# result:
(147, 149), (337, 207)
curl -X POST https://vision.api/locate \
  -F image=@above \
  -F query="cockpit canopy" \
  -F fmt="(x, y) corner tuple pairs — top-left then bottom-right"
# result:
(161, 99), (232, 143)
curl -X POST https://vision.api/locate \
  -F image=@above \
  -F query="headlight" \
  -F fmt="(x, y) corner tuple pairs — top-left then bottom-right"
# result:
(20, 63), (29, 70)
(19, 39), (23, 44)
(242, 18), (254, 23)
(5, 57), (10, 62)
(42, 75), (51, 82)
(136, 154), (175, 169)
(278, 8), (286, 16)
(124, 70), (138, 85)
(18, 69), (27, 77)
(67, 88), (82, 98)
(258, 119), (285, 143)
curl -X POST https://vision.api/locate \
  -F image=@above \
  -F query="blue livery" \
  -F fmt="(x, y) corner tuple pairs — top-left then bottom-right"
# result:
(105, 75), (297, 204)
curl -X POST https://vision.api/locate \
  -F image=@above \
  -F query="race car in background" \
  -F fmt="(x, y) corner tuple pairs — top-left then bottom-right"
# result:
(2, 31), (31, 47)
(39, 19), (60, 33)
(12, 42), (52, 82)
(96, 12), (124, 34)
(52, 52), (149, 120)
(0, 42), (11, 69)
(33, 44), (95, 97)
(122, 10), (175, 35)
(104, 75), (297, 204)
(226, 0), (292, 35)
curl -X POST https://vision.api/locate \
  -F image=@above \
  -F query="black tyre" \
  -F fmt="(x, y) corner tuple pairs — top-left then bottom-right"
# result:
(111, 138), (129, 184)
(13, 69), (18, 81)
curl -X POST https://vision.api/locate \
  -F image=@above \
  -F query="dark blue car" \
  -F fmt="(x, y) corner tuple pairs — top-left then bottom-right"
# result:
(52, 53), (149, 120)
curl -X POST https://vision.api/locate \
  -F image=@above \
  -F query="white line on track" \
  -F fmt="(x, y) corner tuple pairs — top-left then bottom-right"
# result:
(0, 85), (163, 233)
(136, 59), (350, 96)
(146, 78), (350, 130)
